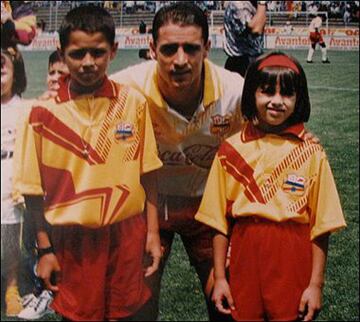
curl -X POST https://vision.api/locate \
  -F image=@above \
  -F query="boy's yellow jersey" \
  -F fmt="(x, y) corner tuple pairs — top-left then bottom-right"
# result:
(14, 76), (162, 228)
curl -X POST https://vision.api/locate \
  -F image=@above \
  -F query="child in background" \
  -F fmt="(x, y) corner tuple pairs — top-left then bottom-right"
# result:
(38, 50), (69, 100)
(14, 5), (162, 321)
(196, 52), (346, 321)
(1, 46), (27, 317)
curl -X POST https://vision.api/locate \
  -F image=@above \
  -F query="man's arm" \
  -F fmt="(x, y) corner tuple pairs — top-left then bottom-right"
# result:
(247, 2), (267, 35)
(141, 171), (162, 277)
(24, 195), (60, 292)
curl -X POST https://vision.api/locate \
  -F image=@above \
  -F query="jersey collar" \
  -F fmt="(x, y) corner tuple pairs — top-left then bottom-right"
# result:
(241, 121), (306, 142)
(56, 74), (118, 103)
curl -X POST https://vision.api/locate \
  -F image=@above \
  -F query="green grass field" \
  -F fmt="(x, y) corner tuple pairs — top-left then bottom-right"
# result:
(1, 49), (359, 321)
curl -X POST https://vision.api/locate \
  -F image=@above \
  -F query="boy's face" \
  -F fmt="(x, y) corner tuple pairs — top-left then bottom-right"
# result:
(47, 61), (69, 91)
(61, 30), (117, 92)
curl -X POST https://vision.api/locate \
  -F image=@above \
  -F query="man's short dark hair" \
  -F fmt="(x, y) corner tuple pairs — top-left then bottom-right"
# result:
(58, 5), (115, 50)
(1, 47), (27, 96)
(48, 50), (62, 68)
(241, 51), (311, 126)
(152, 2), (209, 45)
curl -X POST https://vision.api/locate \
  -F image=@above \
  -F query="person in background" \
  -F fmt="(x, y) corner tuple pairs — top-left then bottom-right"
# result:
(223, 0), (266, 77)
(1, 45), (27, 317)
(306, 13), (330, 64)
(138, 48), (152, 60)
(1, 0), (36, 48)
(38, 50), (69, 100)
(196, 52), (346, 321)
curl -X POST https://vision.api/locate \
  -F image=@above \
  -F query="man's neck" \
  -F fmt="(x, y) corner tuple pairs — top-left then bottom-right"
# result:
(159, 76), (204, 119)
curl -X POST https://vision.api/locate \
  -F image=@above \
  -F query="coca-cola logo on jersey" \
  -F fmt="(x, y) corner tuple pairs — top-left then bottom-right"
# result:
(159, 144), (218, 169)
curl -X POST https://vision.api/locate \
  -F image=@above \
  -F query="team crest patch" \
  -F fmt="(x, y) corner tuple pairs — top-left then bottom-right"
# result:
(114, 122), (135, 141)
(210, 114), (231, 137)
(283, 174), (306, 196)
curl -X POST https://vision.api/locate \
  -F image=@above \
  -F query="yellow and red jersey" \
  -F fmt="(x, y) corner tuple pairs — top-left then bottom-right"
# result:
(195, 122), (346, 240)
(14, 75), (162, 228)
(110, 59), (244, 197)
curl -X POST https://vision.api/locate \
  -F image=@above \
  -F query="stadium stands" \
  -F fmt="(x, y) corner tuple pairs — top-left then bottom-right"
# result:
(31, 1), (359, 32)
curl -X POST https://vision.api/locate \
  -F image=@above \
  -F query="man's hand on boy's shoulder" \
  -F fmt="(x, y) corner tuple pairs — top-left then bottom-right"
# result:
(304, 129), (320, 144)
(38, 90), (58, 101)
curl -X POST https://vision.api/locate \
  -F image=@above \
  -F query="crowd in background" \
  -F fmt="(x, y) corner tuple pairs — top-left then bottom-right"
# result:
(29, 1), (360, 23)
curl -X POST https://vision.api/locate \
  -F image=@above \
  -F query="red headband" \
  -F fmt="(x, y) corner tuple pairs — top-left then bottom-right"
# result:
(258, 54), (300, 74)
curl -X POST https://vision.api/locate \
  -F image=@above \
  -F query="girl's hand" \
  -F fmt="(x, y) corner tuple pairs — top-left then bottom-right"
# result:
(36, 253), (61, 292)
(212, 278), (235, 315)
(298, 284), (323, 321)
(144, 231), (162, 277)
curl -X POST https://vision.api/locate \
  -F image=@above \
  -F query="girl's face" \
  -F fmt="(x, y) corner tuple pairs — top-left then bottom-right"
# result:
(1, 53), (14, 103)
(255, 78), (296, 128)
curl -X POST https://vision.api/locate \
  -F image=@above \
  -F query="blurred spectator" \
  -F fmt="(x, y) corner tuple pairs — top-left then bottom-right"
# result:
(139, 19), (146, 33)
(223, 0), (266, 77)
(1, 0), (36, 48)
(138, 48), (152, 60)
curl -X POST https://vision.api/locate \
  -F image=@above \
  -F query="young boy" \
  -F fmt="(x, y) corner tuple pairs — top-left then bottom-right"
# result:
(13, 5), (162, 321)
(38, 50), (69, 100)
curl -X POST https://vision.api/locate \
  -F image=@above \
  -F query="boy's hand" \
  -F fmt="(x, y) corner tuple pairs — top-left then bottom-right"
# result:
(144, 231), (162, 277)
(298, 284), (322, 321)
(37, 253), (61, 292)
(212, 277), (235, 315)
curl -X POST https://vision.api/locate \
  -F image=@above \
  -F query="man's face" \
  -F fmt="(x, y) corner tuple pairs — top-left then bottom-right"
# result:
(61, 30), (117, 92)
(47, 61), (69, 91)
(150, 23), (210, 92)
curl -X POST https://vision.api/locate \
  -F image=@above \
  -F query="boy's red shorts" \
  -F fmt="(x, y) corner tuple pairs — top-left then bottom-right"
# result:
(49, 213), (150, 321)
(229, 217), (312, 321)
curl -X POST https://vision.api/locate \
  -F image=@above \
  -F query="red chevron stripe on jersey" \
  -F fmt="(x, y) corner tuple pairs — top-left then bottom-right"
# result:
(219, 141), (265, 204)
(42, 164), (130, 225)
(30, 106), (104, 165)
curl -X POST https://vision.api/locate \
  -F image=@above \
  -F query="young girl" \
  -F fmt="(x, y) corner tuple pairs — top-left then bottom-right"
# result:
(1, 45), (27, 317)
(195, 52), (346, 321)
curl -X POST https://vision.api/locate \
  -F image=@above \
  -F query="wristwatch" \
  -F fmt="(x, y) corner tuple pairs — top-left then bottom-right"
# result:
(37, 246), (55, 258)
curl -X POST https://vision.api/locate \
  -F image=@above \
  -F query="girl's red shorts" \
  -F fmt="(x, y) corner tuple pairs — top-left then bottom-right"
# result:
(229, 217), (312, 321)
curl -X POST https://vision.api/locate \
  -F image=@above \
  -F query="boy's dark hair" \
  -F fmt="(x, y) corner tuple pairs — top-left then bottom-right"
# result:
(58, 5), (115, 50)
(1, 47), (27, 96)
(48, 50), (62, 68)
(241, 51), (310, 126)
(152, 2), (209, 45)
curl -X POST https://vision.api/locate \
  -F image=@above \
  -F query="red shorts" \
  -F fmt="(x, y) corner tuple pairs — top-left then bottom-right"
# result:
(50, 213), (150, 321)
(229, 217), (312, 321)
(309, 31), (324, 45)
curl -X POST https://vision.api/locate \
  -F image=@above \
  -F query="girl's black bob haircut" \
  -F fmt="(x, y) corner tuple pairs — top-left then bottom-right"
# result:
(241, 51), (311, 126)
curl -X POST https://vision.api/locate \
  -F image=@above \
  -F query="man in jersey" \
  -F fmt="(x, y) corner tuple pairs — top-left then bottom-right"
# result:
(306, 13), (330, 63)
(111, 2), (243, 321)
